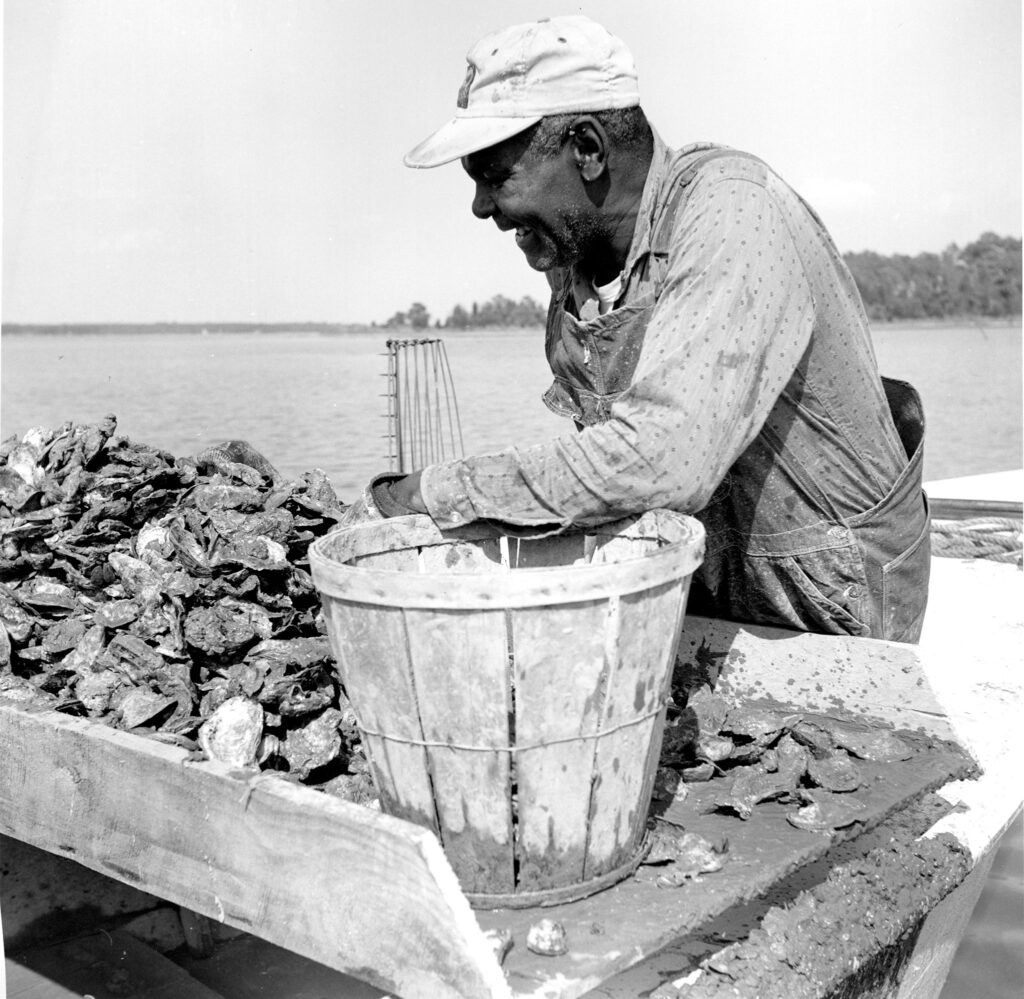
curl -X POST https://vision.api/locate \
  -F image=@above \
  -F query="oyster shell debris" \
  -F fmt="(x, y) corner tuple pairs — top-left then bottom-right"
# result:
(526, 918), (568, 957)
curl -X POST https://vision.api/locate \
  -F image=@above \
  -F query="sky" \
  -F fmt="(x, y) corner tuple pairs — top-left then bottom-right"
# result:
(2, 0), (1021, 325)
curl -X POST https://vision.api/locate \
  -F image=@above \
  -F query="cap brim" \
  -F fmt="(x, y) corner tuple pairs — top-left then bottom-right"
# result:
(403, 114), (542, 169)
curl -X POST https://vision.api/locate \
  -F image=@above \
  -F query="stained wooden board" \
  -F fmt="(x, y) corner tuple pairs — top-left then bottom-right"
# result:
(677, 615), (968, 747)
(0, 704), (510, 999)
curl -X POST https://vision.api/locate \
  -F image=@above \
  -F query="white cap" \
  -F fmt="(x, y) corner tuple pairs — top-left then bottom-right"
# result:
(404, 16), (640, 169)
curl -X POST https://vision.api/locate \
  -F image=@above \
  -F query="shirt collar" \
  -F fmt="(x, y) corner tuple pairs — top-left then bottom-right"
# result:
(620, 126), (675, 278)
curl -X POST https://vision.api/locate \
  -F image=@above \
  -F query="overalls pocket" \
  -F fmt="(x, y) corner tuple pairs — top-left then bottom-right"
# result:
(739, 539), (871, 637)
(880, 496), (931, 642)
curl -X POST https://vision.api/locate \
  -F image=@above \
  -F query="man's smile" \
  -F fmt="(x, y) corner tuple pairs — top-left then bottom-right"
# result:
(514, 226), (535, 248)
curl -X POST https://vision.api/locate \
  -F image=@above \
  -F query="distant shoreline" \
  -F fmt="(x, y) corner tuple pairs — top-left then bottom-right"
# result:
(1, 317), (1020, 336)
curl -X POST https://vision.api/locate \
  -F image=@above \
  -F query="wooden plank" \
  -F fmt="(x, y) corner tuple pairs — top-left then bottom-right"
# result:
(677, 615), (966, 745)
(511, 598), (609, 892)
(0, 703), (510, 999)
(927, 496), (1022, 519)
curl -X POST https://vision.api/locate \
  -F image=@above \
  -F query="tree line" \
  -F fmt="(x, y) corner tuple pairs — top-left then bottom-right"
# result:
(382, 232), (1021, 330)
(383, 294), (548, 331)
(843, 232), (1021, 322)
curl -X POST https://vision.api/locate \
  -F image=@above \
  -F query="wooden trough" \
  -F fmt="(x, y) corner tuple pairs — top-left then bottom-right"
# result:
(2, 543), (1020, 998)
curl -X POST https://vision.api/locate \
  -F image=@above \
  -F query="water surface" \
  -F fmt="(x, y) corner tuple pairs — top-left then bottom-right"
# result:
(2, 323), (1019, 497)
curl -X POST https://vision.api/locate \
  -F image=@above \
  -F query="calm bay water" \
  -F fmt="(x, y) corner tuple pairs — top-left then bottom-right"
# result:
(1, 322), (1020, 496)
(0, 322), (1021, 994)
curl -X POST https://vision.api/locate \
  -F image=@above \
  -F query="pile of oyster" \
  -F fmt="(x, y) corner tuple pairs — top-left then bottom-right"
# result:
(654, 665), (915, 833)
(0, 416), (370, 797)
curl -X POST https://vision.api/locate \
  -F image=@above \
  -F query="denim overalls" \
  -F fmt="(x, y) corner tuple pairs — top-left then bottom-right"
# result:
(543, 146), (930, 642)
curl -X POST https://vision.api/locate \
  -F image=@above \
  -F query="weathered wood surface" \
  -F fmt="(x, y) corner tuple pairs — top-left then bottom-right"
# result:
(0, 706), (510, 999)
(582, 555), (1024, 999)
(913, 556), (1023, 861)
(679, 615), (967, 745)
(1, 555), (1018, 999)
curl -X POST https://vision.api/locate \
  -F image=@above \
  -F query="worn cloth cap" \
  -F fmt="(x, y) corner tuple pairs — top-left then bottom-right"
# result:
(404, 15), (640, 169)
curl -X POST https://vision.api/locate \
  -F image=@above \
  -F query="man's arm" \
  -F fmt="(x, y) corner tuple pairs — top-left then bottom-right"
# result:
(419, 168), (817, 528)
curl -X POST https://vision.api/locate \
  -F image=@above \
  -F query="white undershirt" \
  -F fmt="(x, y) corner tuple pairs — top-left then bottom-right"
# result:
(573, 271), (624, 319)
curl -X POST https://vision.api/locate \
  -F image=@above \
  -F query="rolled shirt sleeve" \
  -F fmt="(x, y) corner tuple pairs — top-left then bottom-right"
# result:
(421, 162), (817, 530)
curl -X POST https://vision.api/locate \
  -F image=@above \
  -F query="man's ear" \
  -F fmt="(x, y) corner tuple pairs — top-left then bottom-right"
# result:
(567, 117), (608, 183)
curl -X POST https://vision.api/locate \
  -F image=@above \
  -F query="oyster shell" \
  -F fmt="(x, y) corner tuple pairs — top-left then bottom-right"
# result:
(807, 751), (862, 792)
(714, 765), (800, 820)
(827, 722), (914, 762)
(526, 918), (568, 957)
(198, 696), (264, 768)
(653, 831), (728, 887)
(788, 789), (867, 831)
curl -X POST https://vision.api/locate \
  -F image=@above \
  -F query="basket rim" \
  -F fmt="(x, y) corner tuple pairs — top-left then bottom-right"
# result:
(308, 510), (705, 609)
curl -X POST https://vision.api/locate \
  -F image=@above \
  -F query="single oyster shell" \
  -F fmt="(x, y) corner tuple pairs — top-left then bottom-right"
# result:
(280, 707), (343, 778)
(116, 686), (175, 729)
(827, 723), (913, 762)
(722, 704), (790, 739)
(807, 751), (862, 792)
(651, 767), (688, 803)
(773, 732), (812, 778)
(322, 772), (378, 806)
(680, 760), (717, 783)
(526, 918), (568, 957)
(696, 733), (735, 762)
(685, 684), (730, 735)
(788, 789), (867, 831)
(714, 765), (800, 820)
(198, 696), (263, 768)
(654, 831), (729, 887)
(75, 667), (123, 715)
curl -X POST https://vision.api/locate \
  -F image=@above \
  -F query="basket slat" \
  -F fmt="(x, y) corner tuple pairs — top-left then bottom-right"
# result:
(323, 601), (438, 832)
(404, 606), (516, 894)
(584, 581), (689, 874)
(512, 599), (611, 891)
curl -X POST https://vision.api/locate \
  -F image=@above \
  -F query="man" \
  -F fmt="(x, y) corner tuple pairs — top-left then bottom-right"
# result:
(361, 15), (930, 642)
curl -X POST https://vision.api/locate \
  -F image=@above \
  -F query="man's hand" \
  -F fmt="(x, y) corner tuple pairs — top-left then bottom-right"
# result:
(339, 472), (427, 528)
(387, 471), (427, 514)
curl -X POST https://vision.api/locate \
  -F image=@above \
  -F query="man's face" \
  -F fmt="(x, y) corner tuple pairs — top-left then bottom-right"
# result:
(462, 130), (600, 272)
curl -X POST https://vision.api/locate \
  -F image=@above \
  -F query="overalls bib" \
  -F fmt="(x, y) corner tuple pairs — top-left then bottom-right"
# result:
(542, 146), (930, 642)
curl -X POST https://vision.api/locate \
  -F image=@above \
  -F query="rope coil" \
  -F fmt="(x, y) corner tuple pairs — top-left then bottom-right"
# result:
(930, 515), (1022, 565)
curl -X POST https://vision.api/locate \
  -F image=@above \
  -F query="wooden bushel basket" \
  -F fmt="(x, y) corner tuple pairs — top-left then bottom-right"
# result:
(309, 510), (705, 908)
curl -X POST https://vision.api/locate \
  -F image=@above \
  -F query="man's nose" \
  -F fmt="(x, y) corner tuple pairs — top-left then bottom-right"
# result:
(471, 183), (496, 220)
